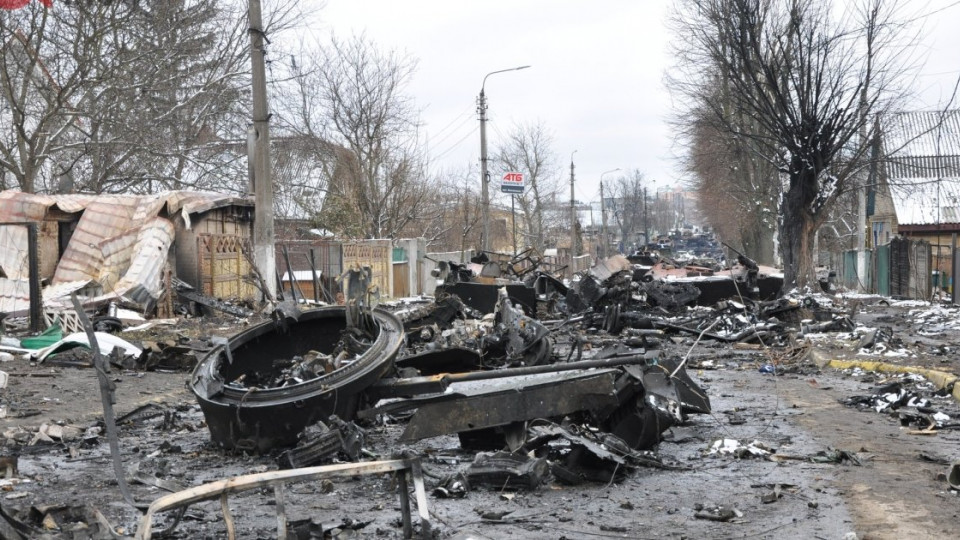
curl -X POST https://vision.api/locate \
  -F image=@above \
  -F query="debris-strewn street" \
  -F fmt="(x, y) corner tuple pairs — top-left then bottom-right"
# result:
(1, 254), (959, 539)
(3, 1), (960, 538)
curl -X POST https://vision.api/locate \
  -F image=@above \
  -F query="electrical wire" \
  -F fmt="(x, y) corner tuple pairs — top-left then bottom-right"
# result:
(432, 125), (479, 161)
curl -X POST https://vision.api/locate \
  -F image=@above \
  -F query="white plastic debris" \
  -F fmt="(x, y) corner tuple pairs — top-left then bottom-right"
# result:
(31, 332), (143, 364)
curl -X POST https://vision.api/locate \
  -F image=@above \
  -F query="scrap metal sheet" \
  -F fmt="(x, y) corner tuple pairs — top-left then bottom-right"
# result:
(400, 370), (620, 441)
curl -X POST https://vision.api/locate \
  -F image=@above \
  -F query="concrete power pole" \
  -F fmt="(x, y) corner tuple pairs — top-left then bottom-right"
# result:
(600, 181), (608, 259)
(248, 0), (276, 298)
(643, 186), (648, 251)
(855, 87), (869, 292)
(570, 152), (577, 256)
(479, 88), (490, 253)
(478, 66), (530, 254)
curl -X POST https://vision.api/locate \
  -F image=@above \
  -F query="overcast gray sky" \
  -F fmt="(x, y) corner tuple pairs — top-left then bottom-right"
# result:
(299, 0), (960, 205)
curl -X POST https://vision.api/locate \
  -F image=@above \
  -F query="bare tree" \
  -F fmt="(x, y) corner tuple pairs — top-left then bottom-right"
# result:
(0, 2), (134, 193)
(453, 178), (483, 255)
(608, 170), (648, 252)
(82, 1), (260, 194)
(0, 1), (304, 195)
(277, 34), (429, 239)
(670, 0), (914, 290)
(494, 121), (561, 253)
(398, 166), (483, 252)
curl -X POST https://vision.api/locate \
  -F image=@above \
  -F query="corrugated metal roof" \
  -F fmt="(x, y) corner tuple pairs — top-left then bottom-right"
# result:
(883, 111), (960, 226)
(0, 190), (252, 312)
(883, 110), (960, 162)
(0, 192), (95, 280)
(888, 176), (960, 226)
(53, 195), (141, 284)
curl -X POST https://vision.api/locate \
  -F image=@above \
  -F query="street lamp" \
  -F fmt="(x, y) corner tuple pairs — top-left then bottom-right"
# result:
(599, 168), (620, 258)
(479, 65), (530, 253)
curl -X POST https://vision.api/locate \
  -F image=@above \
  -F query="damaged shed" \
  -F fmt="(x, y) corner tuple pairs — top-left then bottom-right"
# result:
(0, 190), (254, 318)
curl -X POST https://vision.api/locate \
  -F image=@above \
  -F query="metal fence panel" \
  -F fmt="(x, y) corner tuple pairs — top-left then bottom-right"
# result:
(874, 244), (890, 297)
(842, 250), (858, 290)
(888, 237), (931, 299)
(910, 240), (931, 299)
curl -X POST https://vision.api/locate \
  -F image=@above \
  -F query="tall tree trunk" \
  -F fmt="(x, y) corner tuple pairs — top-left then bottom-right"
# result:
(780, 171), (818, 291)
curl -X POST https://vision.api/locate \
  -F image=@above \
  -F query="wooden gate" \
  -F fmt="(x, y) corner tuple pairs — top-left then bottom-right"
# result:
(342, 240), (392, 297)
(275, 240), (343, 303)
(198, 234), (257, 300)
(392, 262), (410, 298)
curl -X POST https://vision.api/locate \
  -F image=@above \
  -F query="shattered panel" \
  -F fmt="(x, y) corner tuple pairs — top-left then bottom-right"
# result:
(108, 217), (176, 305)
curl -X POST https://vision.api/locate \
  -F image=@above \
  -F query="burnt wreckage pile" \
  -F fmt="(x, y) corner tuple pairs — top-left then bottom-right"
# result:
(189, 252), (818, 488)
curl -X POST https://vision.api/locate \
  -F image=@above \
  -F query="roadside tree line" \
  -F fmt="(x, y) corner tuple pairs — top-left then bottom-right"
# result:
(670, 0), (922, 290)
(0, 0), (664, 257)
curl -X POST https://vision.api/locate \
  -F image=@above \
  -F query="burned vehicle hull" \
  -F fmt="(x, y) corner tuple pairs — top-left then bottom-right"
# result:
(190, 307), (403, 452)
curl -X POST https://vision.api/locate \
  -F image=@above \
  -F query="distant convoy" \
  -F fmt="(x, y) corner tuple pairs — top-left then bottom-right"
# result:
(637, 227), (725, 265)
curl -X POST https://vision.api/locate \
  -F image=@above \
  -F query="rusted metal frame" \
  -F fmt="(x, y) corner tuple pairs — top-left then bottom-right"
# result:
(308, 248), (322, 302)
(26, 223), (41, 332)
(134, 458), (431, 540)
(393, 353), (657, 387)
(70, 294), (138, 511)
(282, 244), (306, 303)
(361, 356), (658, 419)
(369, 354), (657, 402)
(274, 267), (285, 301)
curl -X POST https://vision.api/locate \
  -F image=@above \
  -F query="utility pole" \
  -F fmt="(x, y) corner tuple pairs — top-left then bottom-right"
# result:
(478, 66), (530, 254)
(248, 0), (275, 298)
(479, 89), (490, 253)
(600, 181), (607, 259)
(643, 186), (648, 252)
(570, 150), (578, 256)
(856, 87), (868, 291)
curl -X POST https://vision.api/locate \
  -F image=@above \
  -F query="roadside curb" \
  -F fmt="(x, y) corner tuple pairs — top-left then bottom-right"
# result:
(809, 349), (960, 402)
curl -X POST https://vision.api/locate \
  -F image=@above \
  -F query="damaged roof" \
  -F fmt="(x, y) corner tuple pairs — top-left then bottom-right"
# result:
(0, 190), (253, 314)
(883, 110), (960, 226)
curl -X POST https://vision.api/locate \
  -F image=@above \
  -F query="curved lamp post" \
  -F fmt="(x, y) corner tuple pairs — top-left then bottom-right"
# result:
(479, 65), (530, 253)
